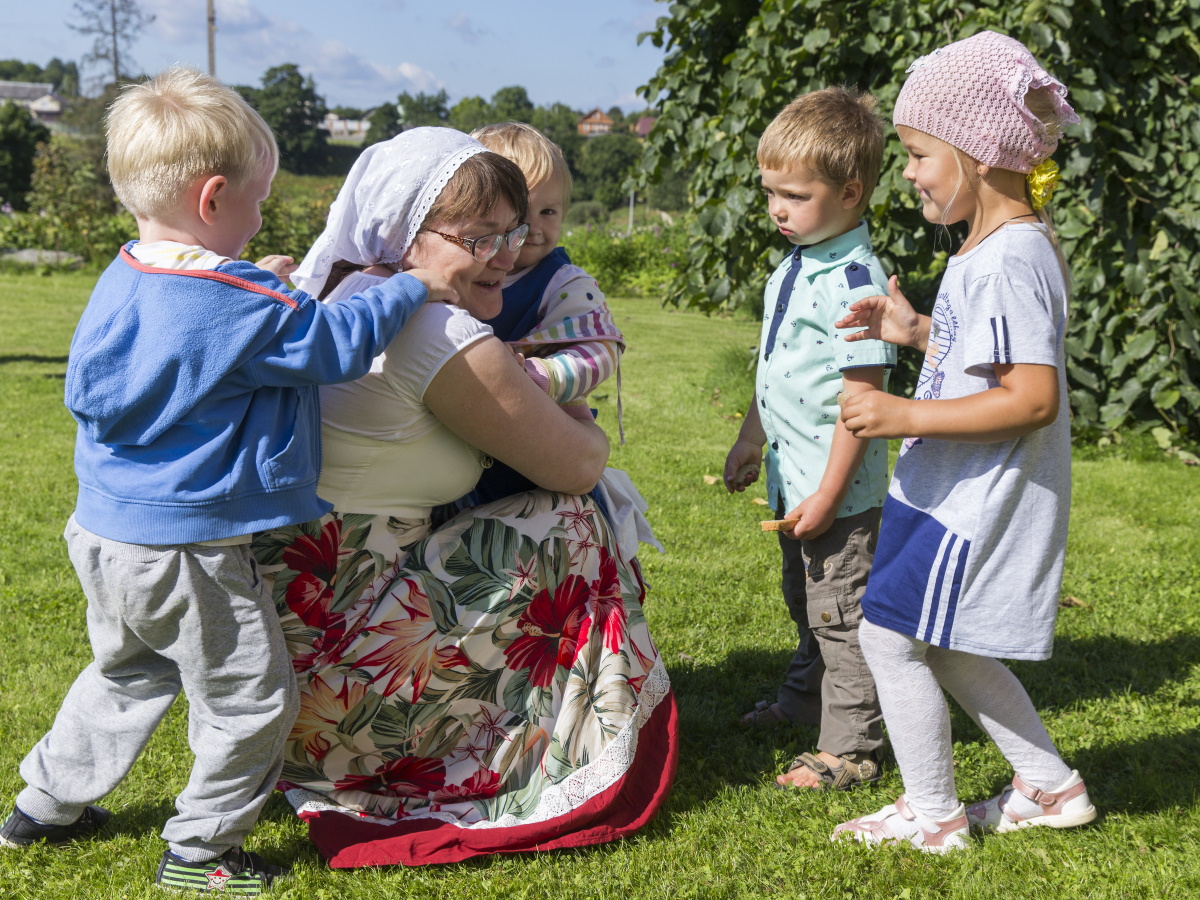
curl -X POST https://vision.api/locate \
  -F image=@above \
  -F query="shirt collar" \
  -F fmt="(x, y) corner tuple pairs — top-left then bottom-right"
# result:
(785, 220), (874, 274)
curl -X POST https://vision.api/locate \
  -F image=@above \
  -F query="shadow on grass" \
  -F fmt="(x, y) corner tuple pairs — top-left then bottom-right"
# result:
(662, 633), (1200, 819)
(0, 355), (69, 366)
(1013, 632), (1200, 712)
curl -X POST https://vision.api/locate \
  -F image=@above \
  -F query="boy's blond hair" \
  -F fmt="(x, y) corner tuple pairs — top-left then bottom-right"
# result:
(757, 87), (883, 214)
(471, 122), (573, 215)
(106, 66), (278, 220)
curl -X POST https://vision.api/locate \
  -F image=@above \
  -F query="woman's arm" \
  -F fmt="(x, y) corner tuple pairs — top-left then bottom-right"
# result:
(840, 362), (1060, 443)
(424, 336), (610, 495)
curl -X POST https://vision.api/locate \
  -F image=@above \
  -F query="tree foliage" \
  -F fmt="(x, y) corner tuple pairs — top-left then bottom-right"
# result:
(240, 64), (329, 175)
(580, 133), (642, 209)
(364, 103), (402, 147)
(0, 104), (50, 211)
(491, 86), (535, 123)
(636, 0), (1200, 439)
(0, 58), (80, 96)
(398, 90), (449, 128)
(67, 0), (154, 86)
(448, 95), (494, 133)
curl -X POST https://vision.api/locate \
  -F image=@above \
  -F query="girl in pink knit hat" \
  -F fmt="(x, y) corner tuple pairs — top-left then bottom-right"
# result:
(828, 31), (1095, 852)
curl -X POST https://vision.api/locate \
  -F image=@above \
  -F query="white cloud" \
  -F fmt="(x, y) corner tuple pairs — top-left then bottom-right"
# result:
(311, 39), (442, 96)
(142, 0), (440, 105)
(146, 0), (276, 43)
(447, 10), (487, 44)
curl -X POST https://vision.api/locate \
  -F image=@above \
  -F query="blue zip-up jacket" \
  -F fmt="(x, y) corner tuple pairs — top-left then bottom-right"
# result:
(66, 244), (428, 544)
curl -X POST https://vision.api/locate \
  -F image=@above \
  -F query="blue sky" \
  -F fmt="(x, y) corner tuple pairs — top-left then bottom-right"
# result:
(2, 0), (668, 112)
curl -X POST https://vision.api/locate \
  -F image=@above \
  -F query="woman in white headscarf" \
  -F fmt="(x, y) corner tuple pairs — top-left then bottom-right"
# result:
(253, 128), (677, 869)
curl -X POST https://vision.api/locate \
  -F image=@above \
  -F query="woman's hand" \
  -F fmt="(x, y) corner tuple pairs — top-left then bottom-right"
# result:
(840, 389), (913, 440)
(835, 275), (927, 351)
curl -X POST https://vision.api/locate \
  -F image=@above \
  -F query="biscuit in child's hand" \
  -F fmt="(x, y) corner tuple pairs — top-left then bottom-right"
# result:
(761, 518), (800, 532)
(733, 464), (759, 487)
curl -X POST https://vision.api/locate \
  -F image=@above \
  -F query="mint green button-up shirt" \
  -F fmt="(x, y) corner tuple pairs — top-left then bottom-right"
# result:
(756, 222), (896, 516)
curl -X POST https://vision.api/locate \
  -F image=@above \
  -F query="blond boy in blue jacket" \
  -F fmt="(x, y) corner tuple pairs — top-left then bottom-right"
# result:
(0, 67), (454, 895)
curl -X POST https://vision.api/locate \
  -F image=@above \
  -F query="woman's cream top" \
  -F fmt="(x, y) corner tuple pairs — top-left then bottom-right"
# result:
(317, 272), (493, 517)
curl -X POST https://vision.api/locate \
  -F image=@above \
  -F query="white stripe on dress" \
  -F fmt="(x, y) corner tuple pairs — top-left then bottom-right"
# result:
(916, 530), (956, 640)
(927, 536), (965, 646)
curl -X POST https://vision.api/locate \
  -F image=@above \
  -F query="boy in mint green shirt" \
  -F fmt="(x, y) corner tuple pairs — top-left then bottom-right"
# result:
(724, 87), (896, 790)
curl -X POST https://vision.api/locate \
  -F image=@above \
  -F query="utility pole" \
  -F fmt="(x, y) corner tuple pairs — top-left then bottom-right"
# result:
(207, 0), (216, 77)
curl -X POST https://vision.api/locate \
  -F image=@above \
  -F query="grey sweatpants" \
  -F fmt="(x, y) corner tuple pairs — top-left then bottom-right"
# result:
(775, 506), (884, 758)
(16, 516), (299, 861)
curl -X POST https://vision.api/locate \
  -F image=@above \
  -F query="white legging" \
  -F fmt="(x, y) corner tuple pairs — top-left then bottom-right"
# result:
(859, 618), (1072, 820)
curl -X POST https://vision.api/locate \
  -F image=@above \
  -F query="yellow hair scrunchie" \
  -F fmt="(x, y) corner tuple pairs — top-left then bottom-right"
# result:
(1027, 158), (1061, 211)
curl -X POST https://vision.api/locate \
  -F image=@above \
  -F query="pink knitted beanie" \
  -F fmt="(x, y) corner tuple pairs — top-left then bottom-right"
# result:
(893, 31), (1079, 173)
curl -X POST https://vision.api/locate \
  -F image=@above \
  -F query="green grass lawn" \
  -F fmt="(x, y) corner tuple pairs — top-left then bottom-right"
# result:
(1, 271), (1198, 899)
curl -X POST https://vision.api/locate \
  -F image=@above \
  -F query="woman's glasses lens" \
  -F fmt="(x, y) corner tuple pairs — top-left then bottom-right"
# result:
(472, 224), (531, 262)
(507, 223), (530, 251)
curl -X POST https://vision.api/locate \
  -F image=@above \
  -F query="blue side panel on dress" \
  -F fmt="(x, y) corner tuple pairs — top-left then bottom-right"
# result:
(861, 495), (970, 648)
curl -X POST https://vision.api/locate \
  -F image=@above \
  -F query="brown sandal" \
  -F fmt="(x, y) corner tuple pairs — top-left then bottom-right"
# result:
(777, 750), (882, 791)
(741, 700), (790, 728)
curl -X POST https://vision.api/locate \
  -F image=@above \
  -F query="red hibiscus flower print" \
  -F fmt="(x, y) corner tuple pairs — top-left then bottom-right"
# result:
(352, 579), (439, 699)
(432, 768), (501, 802)
(282, 520), (350, 630)
(333, 755), (446, 799)
(504, 574), (590, 687)
(589, 551), (627, 653)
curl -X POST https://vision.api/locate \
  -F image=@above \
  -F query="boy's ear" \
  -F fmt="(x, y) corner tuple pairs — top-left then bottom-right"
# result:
(841, 179), (864, 210)
(196, 175), (229, 226)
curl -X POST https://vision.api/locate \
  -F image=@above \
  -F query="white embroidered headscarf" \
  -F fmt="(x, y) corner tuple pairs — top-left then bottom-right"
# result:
(291, 127), (486, 298)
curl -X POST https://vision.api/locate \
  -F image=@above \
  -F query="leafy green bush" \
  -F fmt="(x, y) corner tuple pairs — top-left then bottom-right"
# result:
(243, 185), (336, 264)
(0, 104), (49, 211)
(636, 0), (1200, 440)
(561, 220), (689, 297)
(565, 200), (608, 226)
(0, 138), (134, 264)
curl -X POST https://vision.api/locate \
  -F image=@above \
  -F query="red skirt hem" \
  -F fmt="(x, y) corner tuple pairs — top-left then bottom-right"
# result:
(300, 689), (680, 868)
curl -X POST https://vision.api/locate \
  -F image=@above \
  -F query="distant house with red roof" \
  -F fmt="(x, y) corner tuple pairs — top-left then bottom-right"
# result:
(577, 108), (613, 136)
(634, 116), (657, 139)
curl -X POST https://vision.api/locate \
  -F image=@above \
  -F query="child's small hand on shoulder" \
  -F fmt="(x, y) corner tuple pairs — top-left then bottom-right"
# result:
(255, 255), (298, 281)
(399, 268), (459, 305)
(836, 275), (923, 349)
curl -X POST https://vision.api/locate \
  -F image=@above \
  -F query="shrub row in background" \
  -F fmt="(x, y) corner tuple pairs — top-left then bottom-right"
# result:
(636, 0), (1200, 443)
(561, 220), (690, 298)
(0, 135), (689, 306)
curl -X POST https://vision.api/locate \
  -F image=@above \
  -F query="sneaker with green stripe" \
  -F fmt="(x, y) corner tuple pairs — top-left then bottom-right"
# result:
(155, 847), (284, 895)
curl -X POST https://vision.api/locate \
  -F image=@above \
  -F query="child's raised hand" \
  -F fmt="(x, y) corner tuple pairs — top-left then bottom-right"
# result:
(723, 439), (762, 493)
(256, 255), (298, 281)
(401, 268), (459, 305)
(835, 275), (921, 348)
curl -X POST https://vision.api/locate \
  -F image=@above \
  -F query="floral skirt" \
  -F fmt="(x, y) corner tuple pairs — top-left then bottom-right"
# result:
(252, 490), (677, 867)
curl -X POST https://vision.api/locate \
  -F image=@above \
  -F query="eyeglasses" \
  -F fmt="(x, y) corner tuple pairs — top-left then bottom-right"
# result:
(422, 223), (530, 263)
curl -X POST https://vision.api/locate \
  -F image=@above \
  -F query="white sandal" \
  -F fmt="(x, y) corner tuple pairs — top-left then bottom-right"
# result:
(832, 794), (970, 854)
(966, 770), (1097, 833)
